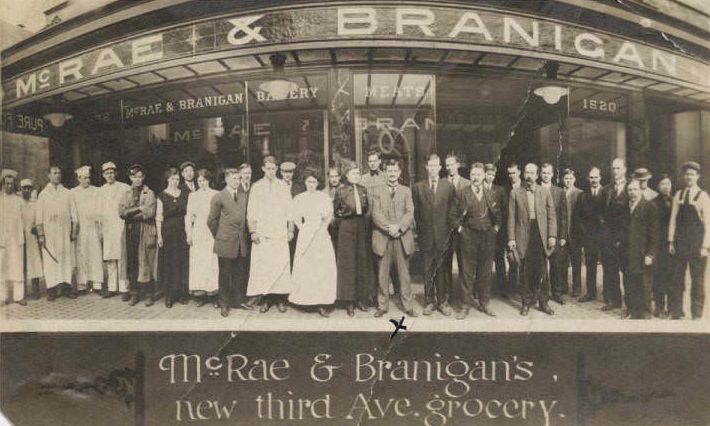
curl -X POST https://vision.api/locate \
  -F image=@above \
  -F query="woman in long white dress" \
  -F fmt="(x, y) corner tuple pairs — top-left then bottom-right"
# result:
(288, 170), (337, 317)
(185, 169), (220, 307)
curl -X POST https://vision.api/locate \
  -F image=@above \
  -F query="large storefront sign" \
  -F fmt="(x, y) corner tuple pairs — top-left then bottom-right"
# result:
(4, 4), (709, 105)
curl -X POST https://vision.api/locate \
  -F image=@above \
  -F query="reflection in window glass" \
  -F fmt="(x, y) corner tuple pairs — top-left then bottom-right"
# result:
(354, 73), (435, 185)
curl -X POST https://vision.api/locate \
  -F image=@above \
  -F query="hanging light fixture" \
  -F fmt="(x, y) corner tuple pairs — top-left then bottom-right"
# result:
(43, 96), (74, 127)
(258, 53), (298, 101)
(534, 61), (568, 105)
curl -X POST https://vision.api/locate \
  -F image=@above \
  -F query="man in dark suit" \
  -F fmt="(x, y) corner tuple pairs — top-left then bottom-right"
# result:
(179, 161), (197, 193)
(484, 163), (508, 298)
(578, 167), (605, 303)
(450, 163), (502, 318)
(413, 154), (456, 316)
(443, 153), (470, 303)
(561, 169), (584, 297)
(503, 163), (523, 297)
(540, 163), (568, 305)
(600, 157), (629, 311)
(207, 167), (252, 317)
(621, 179), (659, 319)
(372, 159), (418, 318)
(508, 163), (557, 316)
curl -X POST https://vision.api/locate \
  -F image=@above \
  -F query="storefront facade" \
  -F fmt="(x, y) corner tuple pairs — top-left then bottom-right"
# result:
(2, 1), (709, 189)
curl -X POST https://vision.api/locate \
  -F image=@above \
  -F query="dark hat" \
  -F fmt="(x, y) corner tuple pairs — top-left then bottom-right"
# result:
(128, 164), (145, 174)
(681, 161), (701, 173)
(632, 168), (652, 180)
(179, 161), (196, 171)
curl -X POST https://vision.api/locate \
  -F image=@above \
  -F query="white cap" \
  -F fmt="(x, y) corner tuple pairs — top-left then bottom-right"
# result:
(75, 165), (91, 177)
(20, 178), (33, 187)
(102, 161), (117, 172)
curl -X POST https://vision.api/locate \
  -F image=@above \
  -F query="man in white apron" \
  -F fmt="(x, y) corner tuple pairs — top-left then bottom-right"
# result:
(99, 162), (131, 299)
(247, 156), (294, 313)
(71, 166), (104, 294)
(36, 166), (77, 300)
(20, 178), (44, 299)
(1, 170), (27, 305)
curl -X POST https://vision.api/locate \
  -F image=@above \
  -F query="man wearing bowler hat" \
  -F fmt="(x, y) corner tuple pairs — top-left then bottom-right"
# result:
(668, 161), (710, 319)
(633, 168), (658, 201)
(179, 161), (197, 193)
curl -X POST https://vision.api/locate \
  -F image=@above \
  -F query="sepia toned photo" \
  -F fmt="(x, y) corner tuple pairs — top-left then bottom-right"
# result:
(1, 1), (709, 425)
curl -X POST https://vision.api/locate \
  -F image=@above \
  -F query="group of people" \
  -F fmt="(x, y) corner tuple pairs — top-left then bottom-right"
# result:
(0, 151), (707, 320)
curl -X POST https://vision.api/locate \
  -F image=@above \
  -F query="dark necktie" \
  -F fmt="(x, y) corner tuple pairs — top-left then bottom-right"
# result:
(233, 190), (238, 202)
(684, 189), (690, 205)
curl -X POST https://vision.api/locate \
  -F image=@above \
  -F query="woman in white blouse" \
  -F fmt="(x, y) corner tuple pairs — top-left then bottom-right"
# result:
(185, 169), (220, 307)
(288, 170), (337, 317)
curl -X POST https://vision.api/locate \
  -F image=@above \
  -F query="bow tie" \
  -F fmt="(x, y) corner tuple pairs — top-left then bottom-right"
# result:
(370, 171), (378, 176)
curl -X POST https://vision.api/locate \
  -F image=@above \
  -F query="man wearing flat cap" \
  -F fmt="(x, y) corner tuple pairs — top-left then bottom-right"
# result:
(71, 166), (104, 294)
(36, 165), (78, 300)
(98, 162), (131, 299)
(0, 169), (27, 305)
(179, 161), (197, 193)
(632, 168), (658, 201)
(668, 161), (710, 319)
(119, 164), (158, 305)
(19, 178), (44, 299)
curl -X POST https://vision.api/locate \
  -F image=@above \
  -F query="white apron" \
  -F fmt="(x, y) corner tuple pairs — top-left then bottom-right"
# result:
(36, 184), (75, 288)
(185, 189), (219, 293)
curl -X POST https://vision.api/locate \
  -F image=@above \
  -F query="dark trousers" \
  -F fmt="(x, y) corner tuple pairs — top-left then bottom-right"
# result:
(653, 251), (673, 312)
(459, 228), (496, 307)
(218, 256), (248, 308)
(583, 238), (602, 298)
(521, 220), (549, 306)
(422, 248), (450, 307)
(670, 255), (707, 319)
(601, 240), (623, 307)
(443, 233), (464, 304)
(376, 239), (413, 312)
(549, 245), (567, 297)
(623, 270), (652, 318)
(494, 231), (509, 295)
(559, 242), (582, 294)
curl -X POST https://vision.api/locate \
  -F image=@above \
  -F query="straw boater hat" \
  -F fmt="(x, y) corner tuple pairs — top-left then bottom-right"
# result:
(632, 168), (652, 181)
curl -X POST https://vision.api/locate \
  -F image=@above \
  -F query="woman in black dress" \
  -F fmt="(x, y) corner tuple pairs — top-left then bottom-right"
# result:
(653, 174), (674, 318)
(156, 167), (189, 308)
(333, 161), (375, 316)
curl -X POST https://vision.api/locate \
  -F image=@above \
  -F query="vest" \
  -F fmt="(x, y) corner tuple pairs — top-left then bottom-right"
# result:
(467, 192), (492, 231)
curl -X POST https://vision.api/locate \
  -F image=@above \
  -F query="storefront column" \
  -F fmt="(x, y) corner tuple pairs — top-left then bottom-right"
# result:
(327, 68), (354, 167)
(627, 92), (650, 170)
(672, 110), (710, 189)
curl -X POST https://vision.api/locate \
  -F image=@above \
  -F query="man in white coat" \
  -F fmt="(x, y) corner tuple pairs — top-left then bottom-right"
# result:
(247, 155), (294, 313)
(0, 169), (27, 305)
(99, 162), (131, 298)
(71, 166), (104, 294)
(20, 178), (44, 299)
(36, 165), (77, 301)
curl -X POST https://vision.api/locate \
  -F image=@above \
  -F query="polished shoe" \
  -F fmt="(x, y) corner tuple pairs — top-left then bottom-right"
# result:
(520, 305), (530, 316)
(239, 303), (254, 311)
(165, 299), (173, 309)
(620, 309), (631, 319)
(356, 302), (369, 312)
(538, 303), (555, 315)
(601, 304), (620, 312)
(145, 297), (155, 307)
(570, 290), (581, 298)
(551, 294), (565, 305)
(178, 297), (189, 305)
(578, 294), (596, 303)
(102, 291), (115, 299)
(455, 308), (469, 320)
(422, 304), (435, 316)
(121, 293), (132, 302)
(129, 296), (140, 306)
(65, 291), (78, 299)
(373, 309), (387, 318)
(346, 304), (355, 317)
(196, 299), (208, 307)
(259, 303), (271, 313)
(670, 314), (682, 320)
(405, 309), (419, 318)
(479, 304), (496, 317)
(47, 292), (58, 302)
(16, 299), (28, 306)
(438, 304), (454, 316)
(213, 300), (221, 309)
(277, 302), (287, 313)
(221, 306), (230, 317)
(318, 307), (330, 318)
